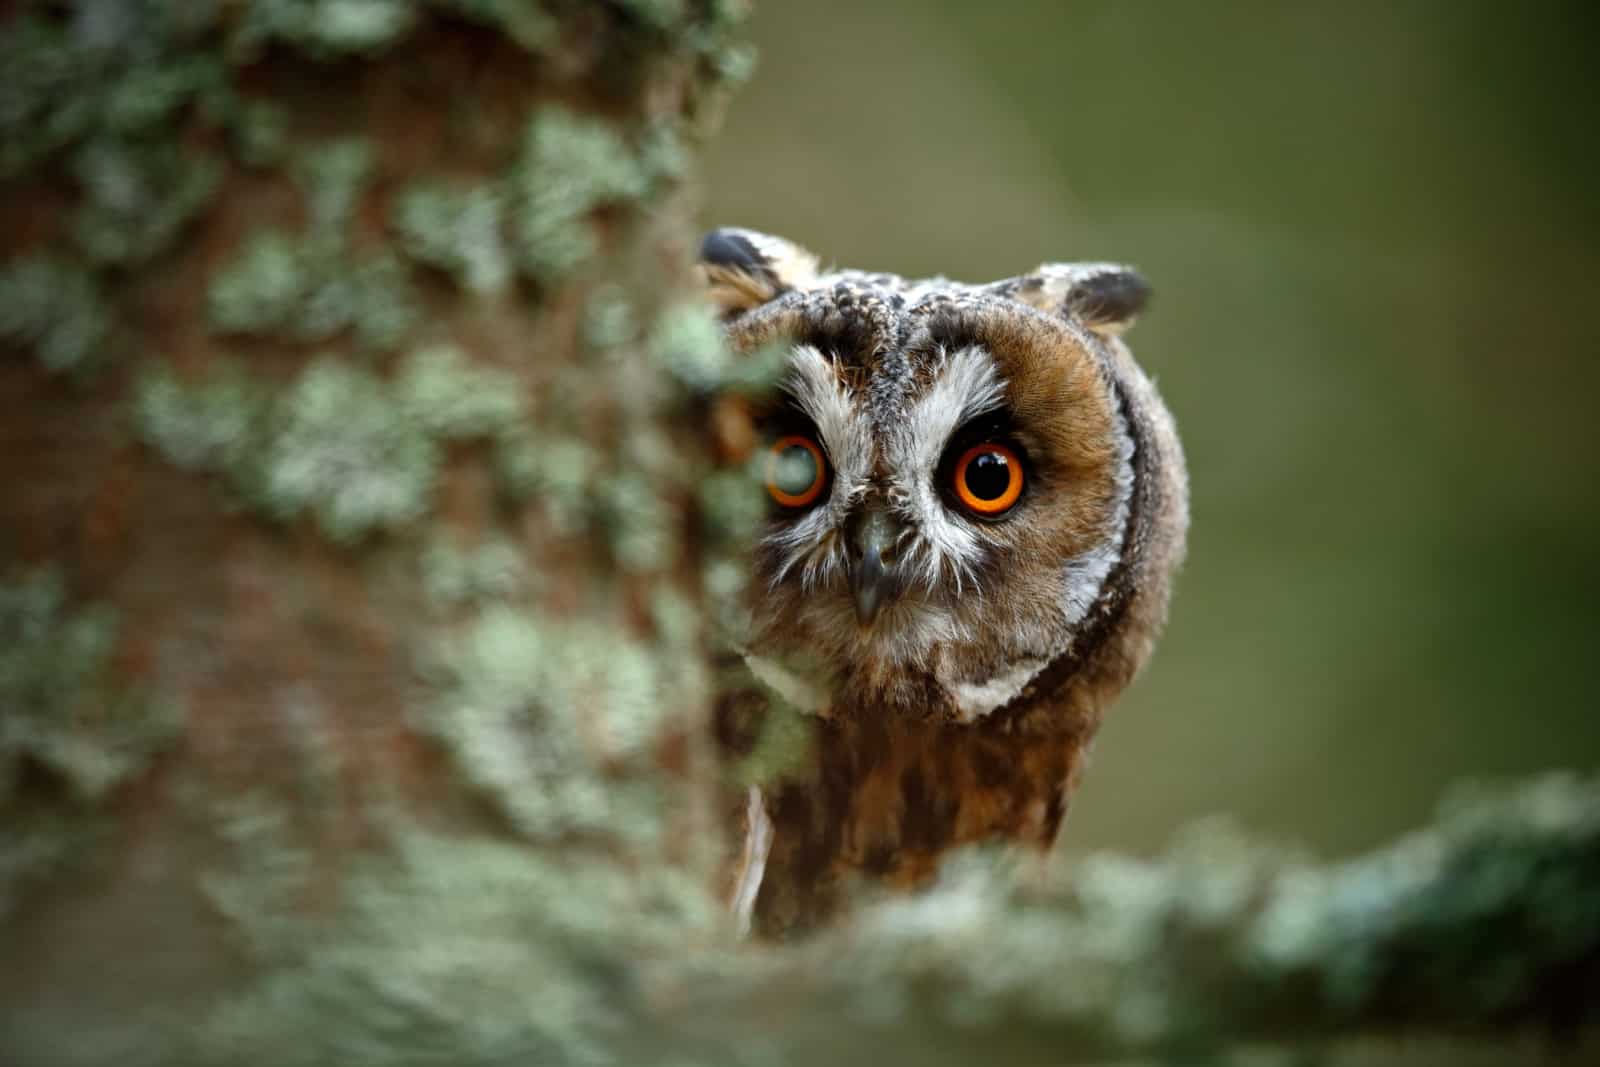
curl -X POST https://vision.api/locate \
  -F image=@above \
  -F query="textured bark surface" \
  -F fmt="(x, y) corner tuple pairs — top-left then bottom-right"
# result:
(0, 3), (754, 1063)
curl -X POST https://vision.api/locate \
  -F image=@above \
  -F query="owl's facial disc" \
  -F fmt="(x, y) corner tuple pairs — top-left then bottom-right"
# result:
(732, 299), (1146, 724)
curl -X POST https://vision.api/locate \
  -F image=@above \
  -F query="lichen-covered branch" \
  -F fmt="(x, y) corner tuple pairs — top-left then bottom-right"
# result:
(663, 773), (1600, 1065)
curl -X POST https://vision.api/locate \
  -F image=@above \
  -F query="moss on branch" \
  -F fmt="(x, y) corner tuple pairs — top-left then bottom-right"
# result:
(676, 773), (1600, 1064)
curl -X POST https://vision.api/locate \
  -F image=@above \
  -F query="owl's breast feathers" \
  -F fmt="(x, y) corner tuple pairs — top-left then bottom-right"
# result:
(742, 714), (1090, 936)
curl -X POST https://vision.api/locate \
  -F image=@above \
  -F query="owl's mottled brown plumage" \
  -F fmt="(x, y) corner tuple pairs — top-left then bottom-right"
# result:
(702, 229), (1188, 936)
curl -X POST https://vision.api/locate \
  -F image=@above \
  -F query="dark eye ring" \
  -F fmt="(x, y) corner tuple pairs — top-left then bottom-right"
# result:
(765, 434), (828, 509)
(952, 442), (1024, 516)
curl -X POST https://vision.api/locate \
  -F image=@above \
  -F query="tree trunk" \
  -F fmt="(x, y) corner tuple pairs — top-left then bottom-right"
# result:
(0, 3), (752, 1063)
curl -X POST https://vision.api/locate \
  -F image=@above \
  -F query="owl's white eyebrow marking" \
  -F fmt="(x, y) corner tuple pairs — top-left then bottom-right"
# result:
(761, 345), (872, 591)
(904, 345), (1007, 471)
(885, 345), (1003, 592)
(781, 344), (874, 493)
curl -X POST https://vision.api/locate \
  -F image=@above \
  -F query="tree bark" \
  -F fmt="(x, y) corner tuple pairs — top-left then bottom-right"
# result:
(0, 3), (752, 1063)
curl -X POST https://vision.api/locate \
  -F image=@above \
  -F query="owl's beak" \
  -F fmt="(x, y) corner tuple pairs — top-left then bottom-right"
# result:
(850, 510), (903, 626)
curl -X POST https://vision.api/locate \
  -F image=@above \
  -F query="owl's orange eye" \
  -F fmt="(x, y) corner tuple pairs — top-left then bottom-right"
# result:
(765, 434), (828, 509)
(952, 442), (1024, 515)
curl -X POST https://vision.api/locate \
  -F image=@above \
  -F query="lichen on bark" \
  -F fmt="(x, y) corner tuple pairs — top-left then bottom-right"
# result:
(1, 2), (756, 1063)
(0, 566), (178, 920)
(0, 255), (115, 377)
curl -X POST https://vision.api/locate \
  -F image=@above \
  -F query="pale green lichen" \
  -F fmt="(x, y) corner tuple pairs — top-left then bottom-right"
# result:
(636, 120), (690, 183)
(392, 182), (512, 294)
(701, 553), (753, 640)
(508, 108), (656, 286)
(292, 138), (373, 236)
(0, 566), (176, 921)
(230, 0), (577, 60)
(731, 701), (814, 789)
(650, 301), (785, 395)
(495, 418), (693, 568)
(231, 0), (421, 58)
(582, 284), (638, 350)
(601, 471), (679, 573)
(396, 343), (525, 439)
(191, 824), (720, 1067)
(207, 230), (302, 332)
(230, 99), (290, 168)
(0, 254), (114, 376)
(180, 770), (1600, 1066)
(137, 347), (528, 542)
(196, 790), (317, 959)
(494, 431), (599, 534)
(208, 229), (417, 350)
(0, 567), (177, 806)
(415, 606), (674, 843)
(753, 773), (1600, 1060)
(228, 0), (574, 60)
(647, 584), (700, 651)
(0, 4), (225, 177)
(698, 465), (766, 548)
(615, 422), (681, 483)
(680, 0), (758, 97)
(68, 136), (222, 265)
(646, 586), (712, 735)
(491, 427), (543, 500)
(1250, 773), (1600, 1016)
(133, 361), (268, 472)
(321, 254), (417, 349)
(208, 138), (417, 349)
(420, 537), (526, 607)
(258, 359), (440, 542)
(705, 39), (757, 86)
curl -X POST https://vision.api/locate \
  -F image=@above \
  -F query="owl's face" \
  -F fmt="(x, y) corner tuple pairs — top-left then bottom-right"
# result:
(703, 229), (1183, 725)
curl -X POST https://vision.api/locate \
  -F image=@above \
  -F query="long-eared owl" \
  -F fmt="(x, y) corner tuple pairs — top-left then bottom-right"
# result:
(701, 228), (1188, 936)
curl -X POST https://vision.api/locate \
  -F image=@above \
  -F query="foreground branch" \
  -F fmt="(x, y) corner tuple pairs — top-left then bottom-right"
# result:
(664, 773), (1600, 1064)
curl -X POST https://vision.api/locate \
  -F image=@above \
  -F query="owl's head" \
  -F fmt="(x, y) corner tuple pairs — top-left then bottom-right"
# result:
(702, 229), (1187, 728)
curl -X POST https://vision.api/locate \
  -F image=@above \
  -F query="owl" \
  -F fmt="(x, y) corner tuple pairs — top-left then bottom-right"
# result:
(700, 228), (1188, 935)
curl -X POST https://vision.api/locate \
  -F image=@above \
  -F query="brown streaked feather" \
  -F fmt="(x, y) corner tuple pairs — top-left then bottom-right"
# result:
(746, 715), (1090, 938)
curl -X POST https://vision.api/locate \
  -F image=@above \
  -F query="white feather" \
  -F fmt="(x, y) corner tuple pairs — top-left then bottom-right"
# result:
(941, 656), (1048, 723)
(763, 344), (874, 590)
(885, 346), (1003, 593)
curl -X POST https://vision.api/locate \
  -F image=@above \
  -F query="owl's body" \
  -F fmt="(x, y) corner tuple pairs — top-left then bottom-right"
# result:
(703, 229), (1187, 934)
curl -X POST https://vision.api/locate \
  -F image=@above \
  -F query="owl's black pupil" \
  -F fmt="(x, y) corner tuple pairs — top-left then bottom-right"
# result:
(773, 445), (818, 496)
(965, 451), (1012, 500)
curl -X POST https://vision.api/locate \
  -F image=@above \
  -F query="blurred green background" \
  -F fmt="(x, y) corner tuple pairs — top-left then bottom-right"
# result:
(702, 0), (1600, 858)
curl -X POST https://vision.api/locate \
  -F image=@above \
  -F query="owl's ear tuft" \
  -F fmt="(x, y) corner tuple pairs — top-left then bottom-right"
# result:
(698, 227), (821, 316)
(1011, 263), (1151, 337)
